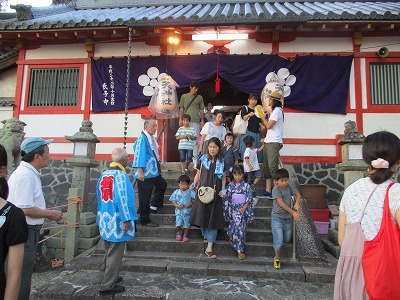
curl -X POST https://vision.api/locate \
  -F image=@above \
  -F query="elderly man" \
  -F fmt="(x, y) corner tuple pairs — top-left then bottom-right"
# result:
(132, 119), (167, 227)
(97, 147), (137, 296)
(7, 137), (63, 300)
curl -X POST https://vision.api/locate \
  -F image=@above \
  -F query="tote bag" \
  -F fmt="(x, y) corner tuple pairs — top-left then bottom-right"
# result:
(362, 182), (400, 300)
(232, 113), (247, 135)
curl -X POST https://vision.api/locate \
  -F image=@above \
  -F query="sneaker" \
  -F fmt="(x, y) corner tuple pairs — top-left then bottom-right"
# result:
(183, 236), (189, 243)
(176, 234), (183, 241)
(149, 208), (158, 214)
(261, 190), (273, 199)
(99, 285), (125, 296)
(273, 257), (281, 269)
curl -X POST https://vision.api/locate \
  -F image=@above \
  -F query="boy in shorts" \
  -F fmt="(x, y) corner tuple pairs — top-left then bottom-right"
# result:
(169, 174), (196, 242)
(175, 114), (197, 175)
(243, 135), (264, 195)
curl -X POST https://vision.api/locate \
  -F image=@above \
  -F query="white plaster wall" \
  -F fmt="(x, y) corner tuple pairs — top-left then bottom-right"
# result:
(284, 113), (356, 138)
(0, 68), (17, 97)
(281, 144), (337, 157)
(361, 37), (400, 52)
(19, 114), (83, 137)
(95, 42), (160, 57)
(0, 108), (14, 122)
(95, 142), (135, 155)
(169, 40), (210, 55)
(49, 143), (74, 154)
(228, 39), (271, 54)
(280, 37), (353, 53)
(90, 113), (144, 137)
(25, 44), (88, 59)
(363, 114), (400, 137)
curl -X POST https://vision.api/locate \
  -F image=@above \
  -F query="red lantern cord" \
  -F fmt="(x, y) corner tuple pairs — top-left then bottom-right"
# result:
(215, 50), (220, 93)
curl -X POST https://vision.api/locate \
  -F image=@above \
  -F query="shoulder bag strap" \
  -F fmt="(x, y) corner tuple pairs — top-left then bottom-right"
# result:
(1, 202), (12, 217)
(359, 184), (380, 223)
(184, 95), (198, 113)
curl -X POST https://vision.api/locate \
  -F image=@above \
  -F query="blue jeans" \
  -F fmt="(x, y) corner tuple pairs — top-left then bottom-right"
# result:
(201, 227), (218, 243)
(271, 216), (292, 253)
(179, 149), (193, 163)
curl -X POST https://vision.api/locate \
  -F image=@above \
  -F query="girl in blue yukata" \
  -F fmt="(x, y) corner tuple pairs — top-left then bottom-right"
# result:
(223, 165), (254, 260)
(169, 174), (196, 242)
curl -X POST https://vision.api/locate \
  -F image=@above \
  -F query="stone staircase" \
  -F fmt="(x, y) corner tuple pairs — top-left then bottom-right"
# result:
(68, 162), (337, 284)
(321, 221), (341, 259)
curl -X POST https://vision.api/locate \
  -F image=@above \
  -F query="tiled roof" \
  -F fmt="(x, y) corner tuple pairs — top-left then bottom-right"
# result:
(0, 1), (399, 30)
(0, 48), (18, 71)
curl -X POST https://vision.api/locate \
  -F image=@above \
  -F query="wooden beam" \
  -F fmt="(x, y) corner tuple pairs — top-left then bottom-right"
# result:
(357, 23), (373, 31)
(376, 23), (395, 31)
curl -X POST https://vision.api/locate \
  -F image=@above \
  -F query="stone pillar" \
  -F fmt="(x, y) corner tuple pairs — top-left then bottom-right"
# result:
(336, 120), (368, 189)
(64, 187), (82, 262)
(65, 120), (100, 212)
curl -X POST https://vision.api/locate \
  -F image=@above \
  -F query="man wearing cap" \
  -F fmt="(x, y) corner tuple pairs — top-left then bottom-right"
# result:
(7, 137), (63, 300)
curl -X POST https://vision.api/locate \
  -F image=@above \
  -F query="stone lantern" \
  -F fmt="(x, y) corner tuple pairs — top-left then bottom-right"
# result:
(63, 120), (100, 261)
(336, 120), (367, 189)
(65, 120), (100, 212)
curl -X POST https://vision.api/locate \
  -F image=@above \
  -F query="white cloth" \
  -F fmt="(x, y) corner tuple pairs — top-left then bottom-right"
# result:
(7, 161), (46, 225)
(243, 147), (260, 173)
(143, 130), (159, 160)
(200, 121), (227, 142)
(264, 108), (284, 143)
(339, 177), (400, 240)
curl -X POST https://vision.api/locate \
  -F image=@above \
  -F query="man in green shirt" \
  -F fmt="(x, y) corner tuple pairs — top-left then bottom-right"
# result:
(179, 80), (205, 169)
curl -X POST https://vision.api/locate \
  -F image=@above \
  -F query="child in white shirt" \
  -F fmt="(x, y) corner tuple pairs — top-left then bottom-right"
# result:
(243, 135), (264, 194)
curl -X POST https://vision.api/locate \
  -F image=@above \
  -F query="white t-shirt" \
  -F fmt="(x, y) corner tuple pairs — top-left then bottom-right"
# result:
(200, 121), (227, 142)
(339, 177), (400, 240)
(264, 107), (284, 143)
(7, 161), (46, 225)
(243, 147), (260, 173)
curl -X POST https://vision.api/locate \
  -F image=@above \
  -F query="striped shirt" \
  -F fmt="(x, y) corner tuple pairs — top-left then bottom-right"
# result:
(176, 126), (197, 150)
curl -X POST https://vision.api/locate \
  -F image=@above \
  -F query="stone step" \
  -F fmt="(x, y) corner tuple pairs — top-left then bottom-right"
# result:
(162, 186), (268, 195)
(158, 202), (272, 216)
(71, 255), (306, 282)
(146, 214), (272, 229)
(158, 194), (274, 207)
(321, 238), (341, 259)
(68, 250), (335, 284)
(126, 236), (290, 257)
(328, 227), (338, 245)
(135, 225), (273, 242)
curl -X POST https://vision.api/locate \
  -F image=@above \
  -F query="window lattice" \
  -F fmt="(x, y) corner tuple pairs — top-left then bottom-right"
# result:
(28, 68), (80, 107)
(370, 63), (400, 105)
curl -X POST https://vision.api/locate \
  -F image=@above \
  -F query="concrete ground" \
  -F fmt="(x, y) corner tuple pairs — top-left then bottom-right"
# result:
(31, 267), (334, 299)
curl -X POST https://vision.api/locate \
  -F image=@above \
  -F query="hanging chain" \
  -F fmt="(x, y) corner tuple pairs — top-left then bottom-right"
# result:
(123, 27), (133, 149)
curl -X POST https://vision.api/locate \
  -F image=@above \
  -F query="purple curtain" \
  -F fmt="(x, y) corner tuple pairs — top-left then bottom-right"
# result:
(91, 53), (353, 114)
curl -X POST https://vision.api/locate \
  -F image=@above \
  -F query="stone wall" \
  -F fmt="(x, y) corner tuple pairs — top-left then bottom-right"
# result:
(40, 160), (400, 212)
(41, 160), (136, 214)
(294, 163), (345, 205)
